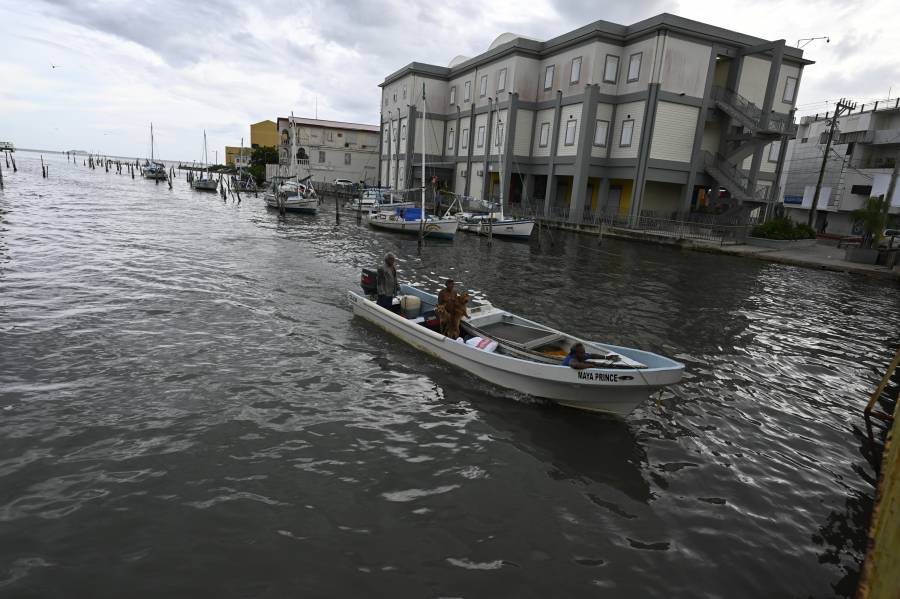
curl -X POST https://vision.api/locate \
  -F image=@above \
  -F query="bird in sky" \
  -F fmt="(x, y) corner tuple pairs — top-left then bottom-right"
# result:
(51, 64), (61, 69)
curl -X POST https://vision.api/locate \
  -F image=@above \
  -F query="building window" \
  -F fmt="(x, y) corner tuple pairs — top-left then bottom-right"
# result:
(594, 120), (609, 147)
(344, 152), (351, 165)
(538, 122), (550, 147)
(543, 65), (555, 90)
(480, 75), (487, 97)
(603, 55), (619, 83)
(768, 141), (780, 162)
(783, 76), (798, 103)
(318, 151), (326, 163)
(564, 119), (577, 146)
(477, 125), (485, 147)
(461, 128), (468, 149)
(402, 85), (407, 100)
(450, 86), (456, 105)
(401, 125), (407, 140)
(325, 131), (334, 142)
(570, 57), (582, 84)
(497, 68), (507, 92)
(393, 93), (397, 102)
(620, 119), (634, 147)
(464, 81), (471, 102)
(627, 53), (642, 83)
(448, 129), (455, 151)
(495, 123), (504, 146)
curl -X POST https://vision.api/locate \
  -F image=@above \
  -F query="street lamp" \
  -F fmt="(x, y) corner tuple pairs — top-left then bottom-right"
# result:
(796, 36), (830, 48)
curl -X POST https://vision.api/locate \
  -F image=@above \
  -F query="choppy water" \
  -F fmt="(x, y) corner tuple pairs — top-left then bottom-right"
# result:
(1, 152), (898, 598)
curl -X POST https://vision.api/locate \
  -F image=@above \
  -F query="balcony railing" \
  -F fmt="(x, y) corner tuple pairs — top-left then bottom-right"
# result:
(711, 86), (798, 137)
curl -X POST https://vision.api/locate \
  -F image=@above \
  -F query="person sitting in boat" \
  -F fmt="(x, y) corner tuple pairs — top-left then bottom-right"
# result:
(436, 279), (457, 334)
(563, 343), (594, 370)
(376, 253), (400, 313)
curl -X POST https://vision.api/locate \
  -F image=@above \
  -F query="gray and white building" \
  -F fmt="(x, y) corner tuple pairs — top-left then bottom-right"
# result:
(781, 103), (900, 235)
(378, 13), (812, 221)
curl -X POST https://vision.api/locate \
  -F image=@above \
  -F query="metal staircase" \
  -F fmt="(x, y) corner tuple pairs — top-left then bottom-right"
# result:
(710, 87), (797, 137)
(702, 151), (769, 203)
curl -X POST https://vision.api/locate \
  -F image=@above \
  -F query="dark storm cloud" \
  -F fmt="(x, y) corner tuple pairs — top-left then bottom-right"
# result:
(37, 0), (250, 67)
(546, 0), (676, 25)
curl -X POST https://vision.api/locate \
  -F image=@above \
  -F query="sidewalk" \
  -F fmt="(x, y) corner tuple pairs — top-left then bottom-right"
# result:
(592, 226), (900, 280)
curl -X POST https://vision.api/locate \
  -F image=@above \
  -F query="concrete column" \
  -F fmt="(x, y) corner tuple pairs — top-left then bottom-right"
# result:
(682, 48), (719, 215)
(482, 98), (494, 203)
(464, 104), (476, 196)
(454, 107), (462, 191)
(569, 84), (599, 222)
(405, 105), (417, 192)
(629, 83), (661, 223)
(501, 93), (518, 212)
(543, 91), (564, 216)
(377, 115), (384, 186)
(598, 177), (610, 216)
(394, 116), (401, 191)
(766, 133), (789, 220)
(384, 113), (392, 189)
(759, 41), (785, 130)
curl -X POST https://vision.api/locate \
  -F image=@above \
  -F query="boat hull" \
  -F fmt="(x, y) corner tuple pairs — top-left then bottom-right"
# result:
(459, 218), (534, 240)
(264, 193), (318, 213)
(348, 290), (683, 416)
(191, 180), (218, 192)
(365, 214), (458, 239)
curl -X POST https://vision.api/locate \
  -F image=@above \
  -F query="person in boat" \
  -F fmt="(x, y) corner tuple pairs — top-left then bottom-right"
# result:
(436, 279), (457, 334)
(563, 343), (594, 370)
(376, 253), (400, 312)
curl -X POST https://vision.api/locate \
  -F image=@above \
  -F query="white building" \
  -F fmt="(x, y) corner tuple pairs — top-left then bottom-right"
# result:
(378, 14), (812, 222)
(781, 102), (900, 235)
(275, 117), (380, 184)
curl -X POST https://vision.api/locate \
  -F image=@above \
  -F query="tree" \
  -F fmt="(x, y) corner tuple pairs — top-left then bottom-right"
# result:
(249, 146), (278, 185)
(851, 196), (889, 248)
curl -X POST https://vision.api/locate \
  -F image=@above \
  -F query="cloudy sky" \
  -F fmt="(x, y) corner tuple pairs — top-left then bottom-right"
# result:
(1, 0), (898, 161)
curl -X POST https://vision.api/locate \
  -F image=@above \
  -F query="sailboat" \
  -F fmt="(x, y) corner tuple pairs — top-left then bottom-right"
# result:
(142, 123), (167, 181)
(191, 130), (219, 192)
(264, 114), (318, 213)
(456, 110), (534, 241)
(366, 84), (458, 239)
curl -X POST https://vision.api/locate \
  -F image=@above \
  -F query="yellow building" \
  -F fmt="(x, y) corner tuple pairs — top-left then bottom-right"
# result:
(250, 120), (278, 148)
(225, 120), (279, 166)
(224, 146), (252, 167)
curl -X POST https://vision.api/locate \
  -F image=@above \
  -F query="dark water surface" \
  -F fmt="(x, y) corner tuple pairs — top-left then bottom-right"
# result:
(1, 152), (898, 598)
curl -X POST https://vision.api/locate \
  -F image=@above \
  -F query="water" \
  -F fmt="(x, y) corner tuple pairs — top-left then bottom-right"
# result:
(1, 152), (898, 598)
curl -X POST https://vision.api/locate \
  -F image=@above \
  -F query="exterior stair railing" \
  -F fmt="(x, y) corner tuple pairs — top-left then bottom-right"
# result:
(711, 86), (798, 137)
(702, 151), (769, 203)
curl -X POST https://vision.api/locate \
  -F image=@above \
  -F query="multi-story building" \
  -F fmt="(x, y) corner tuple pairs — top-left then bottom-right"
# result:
(274, 117), (380, 184)
(224, 146), (252, 167)
(378, 14), (812, 221)
(781, 102), (900, 235)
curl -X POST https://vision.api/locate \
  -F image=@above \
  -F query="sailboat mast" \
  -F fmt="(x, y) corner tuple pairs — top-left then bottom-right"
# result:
(150, 123), (154, 161)
(497, 105), (504, 220)
(421, 83), (425, 217)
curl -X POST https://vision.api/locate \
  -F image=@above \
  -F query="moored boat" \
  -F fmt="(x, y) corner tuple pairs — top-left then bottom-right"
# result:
(457, 212), (535, 240)
(142, 123), (168, 181)
(365, 207), (458, 239)
(349, 277), (683, 416)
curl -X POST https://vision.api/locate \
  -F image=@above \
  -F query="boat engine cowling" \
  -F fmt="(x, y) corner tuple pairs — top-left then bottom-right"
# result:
(361, 268), (377, 296)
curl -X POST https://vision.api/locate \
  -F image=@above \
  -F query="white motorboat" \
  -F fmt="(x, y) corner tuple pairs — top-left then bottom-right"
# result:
(349, 188), (417, 212)
(264, 179), (319, 213)
(457, 212), (535, 240)
(349, 277), (684, 416)
(365, 208), (458, 240)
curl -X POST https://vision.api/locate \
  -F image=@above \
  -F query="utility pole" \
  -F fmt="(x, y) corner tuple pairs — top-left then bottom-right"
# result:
(808, 98), (856, 228)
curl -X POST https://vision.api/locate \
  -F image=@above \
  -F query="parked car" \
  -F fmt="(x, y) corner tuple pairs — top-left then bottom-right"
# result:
(879, 228), (900, 248)
(334, 178), (354, 188)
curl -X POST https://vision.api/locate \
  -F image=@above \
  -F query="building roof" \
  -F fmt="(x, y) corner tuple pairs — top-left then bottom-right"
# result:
(381, 12), (814, 86)
(276, 116), (379, 133)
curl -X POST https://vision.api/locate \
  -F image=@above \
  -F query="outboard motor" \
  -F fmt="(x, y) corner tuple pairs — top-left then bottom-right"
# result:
(361, 268), (377, 296)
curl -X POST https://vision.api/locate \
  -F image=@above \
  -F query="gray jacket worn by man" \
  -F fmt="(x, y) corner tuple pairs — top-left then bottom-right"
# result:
(376, 264), (399, 297)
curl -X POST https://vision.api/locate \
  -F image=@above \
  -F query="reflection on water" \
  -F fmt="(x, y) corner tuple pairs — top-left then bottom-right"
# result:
(0, 152), (899, 597)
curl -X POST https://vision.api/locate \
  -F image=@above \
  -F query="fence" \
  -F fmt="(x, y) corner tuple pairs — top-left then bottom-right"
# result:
(506, 204), (752, 245)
